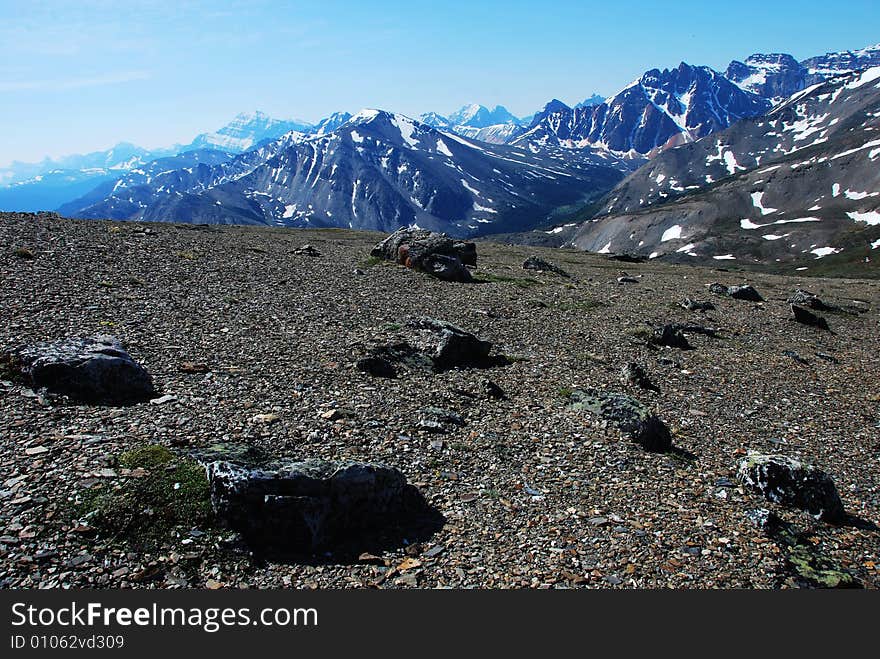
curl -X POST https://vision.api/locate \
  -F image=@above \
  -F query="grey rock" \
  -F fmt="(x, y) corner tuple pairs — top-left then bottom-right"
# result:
(0, 335), (155, 405)
(568, 389), (672, 452)
(421, 407), (465, 426)
(617, 276), (639, 284)
(737, 454), (845, 522)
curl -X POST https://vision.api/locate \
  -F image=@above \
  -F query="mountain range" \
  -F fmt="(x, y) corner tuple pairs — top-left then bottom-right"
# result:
(3, 41), (880, 272)
(566, 66), (880, 273)
(61, 109), (635, 236)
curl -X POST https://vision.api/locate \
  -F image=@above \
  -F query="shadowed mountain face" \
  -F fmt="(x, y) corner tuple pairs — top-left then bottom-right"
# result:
(514, 63), (772, 156)
(64, 110), (636, 238)
(568, 68), (880, 274)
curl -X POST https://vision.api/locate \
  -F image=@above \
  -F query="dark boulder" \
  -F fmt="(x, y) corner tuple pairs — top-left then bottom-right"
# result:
(607, 253), (646, 263)
(1, 335), (155, 405)
(357, 319), (501, 376)
(568, 389), (672, 452)
(293, 244), (321, 257)
(370, 228), (476, 282)
(620, 362), (659, 392)
(355, 355), (398, 378)
(710, 282), (763, 301)
(729, 284), (764, 301)
(407, 317), (493, 371)
(738, 454), (845, 522)
(791, 304), (830, 330)
(680, 298), (715, 312)
(788, 289), (832, 311)
(197, 447), (431, 551)
(651, 325), (692, 350)
(522, 256), (569, 277)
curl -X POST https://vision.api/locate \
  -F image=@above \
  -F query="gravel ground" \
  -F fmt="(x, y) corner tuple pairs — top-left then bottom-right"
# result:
(1, 212), (879, 589)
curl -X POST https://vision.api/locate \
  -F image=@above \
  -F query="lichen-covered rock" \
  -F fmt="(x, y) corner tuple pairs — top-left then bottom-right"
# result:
(522, 256), (569, 277)
(370, 228), (476, 282)
(568, 389), (672, 452)
(197, 448), (426, 550)
(738, 454), (845, 522)
(1, 335), (155, 404)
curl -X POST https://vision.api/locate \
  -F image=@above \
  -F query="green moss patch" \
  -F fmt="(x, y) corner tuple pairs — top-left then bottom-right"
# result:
(76, 444), (212, 549)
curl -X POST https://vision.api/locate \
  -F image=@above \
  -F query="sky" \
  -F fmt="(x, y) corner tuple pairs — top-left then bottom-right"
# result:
(1, 0), (878, 166)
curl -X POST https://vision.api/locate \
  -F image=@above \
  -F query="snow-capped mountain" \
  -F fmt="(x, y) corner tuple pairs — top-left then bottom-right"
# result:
(453, 123), (526, 144)
(64, 109), (634, 237)
(576, 94), (605, 108)
(0, 111), (314, 212)
(727, 43), (880, 103)
(447, 104), (520, 128)
(802, 43), (880, 85)
(313, 112), (354, 136)
(186, 111), (312, 152)
(725, 54), (808, 103)
(418, 112), (453, 130)
(514, 63), (771, 156)
(568, 67), (880, 270)
(0, 142), (182, 212)
(57, 149), (236, 217)
(418, 104), (527, 145)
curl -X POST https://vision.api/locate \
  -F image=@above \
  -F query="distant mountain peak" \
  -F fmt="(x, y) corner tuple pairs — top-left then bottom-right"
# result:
(448, 104), (519, 128)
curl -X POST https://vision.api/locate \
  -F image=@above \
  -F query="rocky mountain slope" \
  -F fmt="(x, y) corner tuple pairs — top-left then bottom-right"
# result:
(567, 67), (880, 274)
(2, 212), (878, 589)
(64, 110), (633, 237)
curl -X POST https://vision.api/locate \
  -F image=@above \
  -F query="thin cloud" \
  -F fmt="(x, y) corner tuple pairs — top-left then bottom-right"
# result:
(0, 70), (151, 92)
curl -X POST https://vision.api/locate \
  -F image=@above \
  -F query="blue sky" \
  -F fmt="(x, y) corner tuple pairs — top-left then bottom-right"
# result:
(1, 0), (878, 165)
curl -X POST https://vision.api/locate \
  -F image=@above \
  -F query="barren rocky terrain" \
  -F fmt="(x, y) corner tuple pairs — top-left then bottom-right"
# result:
(1, 211), (879, 589)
